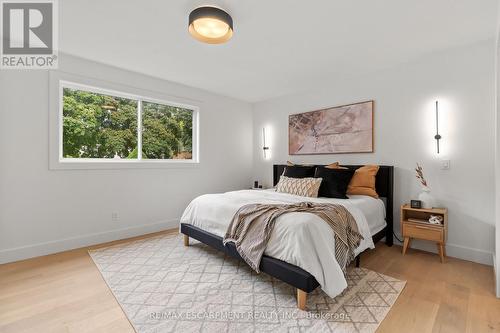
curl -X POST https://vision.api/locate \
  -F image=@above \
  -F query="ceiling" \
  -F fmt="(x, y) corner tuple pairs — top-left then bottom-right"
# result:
(60, 0), (499, 103)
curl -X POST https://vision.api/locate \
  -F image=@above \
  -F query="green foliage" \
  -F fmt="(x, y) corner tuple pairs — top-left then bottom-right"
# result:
(62, 88), (193, 159)
(142, 101), (193, 159)
(127, 147), (139, 159)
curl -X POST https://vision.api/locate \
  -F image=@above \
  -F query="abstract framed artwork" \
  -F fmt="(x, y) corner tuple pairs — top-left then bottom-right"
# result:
(289, 100), (374, 155)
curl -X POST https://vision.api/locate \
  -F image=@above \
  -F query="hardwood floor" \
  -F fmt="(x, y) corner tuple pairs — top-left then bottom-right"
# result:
(0, 230), (177, 333)
(362, 243), (500, 332)
(0, 230), (498, 333)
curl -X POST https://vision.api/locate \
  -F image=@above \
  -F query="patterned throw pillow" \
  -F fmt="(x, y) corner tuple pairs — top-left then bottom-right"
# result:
(275, 176), (322, 198)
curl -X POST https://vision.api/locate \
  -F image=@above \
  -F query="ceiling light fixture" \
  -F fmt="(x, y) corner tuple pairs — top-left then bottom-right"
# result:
(188, 6), (233, 44)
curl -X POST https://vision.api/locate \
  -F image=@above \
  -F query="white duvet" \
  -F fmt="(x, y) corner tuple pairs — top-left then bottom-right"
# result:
(180, 189), (386, 298)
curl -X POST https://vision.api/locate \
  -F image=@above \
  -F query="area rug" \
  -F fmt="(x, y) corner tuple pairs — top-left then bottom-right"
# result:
(89, 233), (405, 333)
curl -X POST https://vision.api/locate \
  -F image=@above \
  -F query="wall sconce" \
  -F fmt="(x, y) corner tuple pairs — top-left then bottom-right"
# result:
(262, 127), (270, 159)
(434, 100), (442, 154)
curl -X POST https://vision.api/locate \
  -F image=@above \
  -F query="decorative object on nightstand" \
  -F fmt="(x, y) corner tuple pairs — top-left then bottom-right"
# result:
(415, 163), (436, 209)
(410, 199), (422, 209)
(253, 181), (264, 189)
(401, 204), (448, 262)
(251, 181), (264, 190)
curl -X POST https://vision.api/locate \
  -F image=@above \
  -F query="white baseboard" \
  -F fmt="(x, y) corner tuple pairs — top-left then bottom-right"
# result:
(0, 219), (179, 264)
(394, 239), (493, 266)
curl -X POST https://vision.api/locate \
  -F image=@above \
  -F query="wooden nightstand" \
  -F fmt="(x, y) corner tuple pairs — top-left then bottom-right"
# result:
(400, 204), (448, 262)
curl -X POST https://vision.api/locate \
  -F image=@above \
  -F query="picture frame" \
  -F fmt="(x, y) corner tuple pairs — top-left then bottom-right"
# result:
(288, 100), (374, 155)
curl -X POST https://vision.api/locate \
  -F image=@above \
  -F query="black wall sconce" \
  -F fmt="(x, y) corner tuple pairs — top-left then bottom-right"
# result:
(434, 100), (441, 154)
(262, 128), (270, 159)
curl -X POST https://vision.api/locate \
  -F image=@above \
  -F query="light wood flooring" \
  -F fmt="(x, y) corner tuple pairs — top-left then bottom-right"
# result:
(0, 229), (498, 333)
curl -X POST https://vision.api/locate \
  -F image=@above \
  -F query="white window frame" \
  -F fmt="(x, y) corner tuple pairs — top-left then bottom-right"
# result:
(49, 72), (200, 170)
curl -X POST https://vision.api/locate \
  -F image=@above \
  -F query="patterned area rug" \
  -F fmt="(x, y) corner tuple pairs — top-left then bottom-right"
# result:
(89, 234), (405, 333)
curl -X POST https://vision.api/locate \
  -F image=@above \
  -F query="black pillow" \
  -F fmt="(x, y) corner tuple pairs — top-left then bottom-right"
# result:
(283, 165), (316, 178)
(314, 167), (355, 199)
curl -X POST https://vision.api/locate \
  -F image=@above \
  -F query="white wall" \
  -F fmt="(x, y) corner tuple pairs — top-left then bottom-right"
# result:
(496, 42), (500, 295)
(0, 42), (496, 268)
(495, 8), (500, 297)
(0, 54), (253, 263)
(253, 40), (496, 265)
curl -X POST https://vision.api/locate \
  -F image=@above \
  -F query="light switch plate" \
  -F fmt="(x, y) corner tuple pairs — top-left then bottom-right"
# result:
(440, 160), (450, 170)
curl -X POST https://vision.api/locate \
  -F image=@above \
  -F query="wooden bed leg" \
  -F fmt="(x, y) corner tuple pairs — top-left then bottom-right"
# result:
(183, 234), (189, 247)
(297, 289), (307, 310)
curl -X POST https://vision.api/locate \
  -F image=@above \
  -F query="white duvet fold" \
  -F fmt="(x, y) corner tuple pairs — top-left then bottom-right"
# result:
(180, 189), (381, 298)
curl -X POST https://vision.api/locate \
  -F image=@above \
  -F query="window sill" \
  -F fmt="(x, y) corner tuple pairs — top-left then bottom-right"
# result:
(50, 159), (200, 170)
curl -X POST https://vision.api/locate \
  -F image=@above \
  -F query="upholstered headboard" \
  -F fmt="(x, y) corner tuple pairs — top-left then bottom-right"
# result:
(272, 164), (394, 245)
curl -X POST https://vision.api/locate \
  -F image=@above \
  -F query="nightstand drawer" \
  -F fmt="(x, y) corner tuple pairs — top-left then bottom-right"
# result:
(403, 223), (443, 242)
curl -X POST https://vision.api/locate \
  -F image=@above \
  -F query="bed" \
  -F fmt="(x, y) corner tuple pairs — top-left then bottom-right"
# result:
(180, 164), (393, 310)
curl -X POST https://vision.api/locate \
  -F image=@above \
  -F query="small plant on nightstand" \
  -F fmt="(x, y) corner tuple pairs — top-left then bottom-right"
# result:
(415, 163), (436, 209)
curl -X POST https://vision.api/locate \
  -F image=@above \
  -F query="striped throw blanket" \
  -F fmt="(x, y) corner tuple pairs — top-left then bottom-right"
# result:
(223, 202), (363, 274)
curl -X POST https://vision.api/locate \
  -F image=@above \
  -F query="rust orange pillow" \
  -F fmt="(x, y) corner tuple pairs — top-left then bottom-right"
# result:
(325, 162), (340, 169)
(288, 161), (344, 168)
(325, 162), (348, 170)
(347, 165), (379, 198)
(286, 161), (314, 166)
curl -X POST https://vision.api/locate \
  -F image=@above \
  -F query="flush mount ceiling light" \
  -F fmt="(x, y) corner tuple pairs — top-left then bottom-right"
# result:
(188, 6), (233, 44)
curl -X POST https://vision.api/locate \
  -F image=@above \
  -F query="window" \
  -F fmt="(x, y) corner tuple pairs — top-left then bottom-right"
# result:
(141, 101), (193, 160)
(59, 82), (198, 164)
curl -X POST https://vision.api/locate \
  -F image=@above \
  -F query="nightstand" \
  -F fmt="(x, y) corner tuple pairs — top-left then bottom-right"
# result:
(400, 204), (448, 262)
